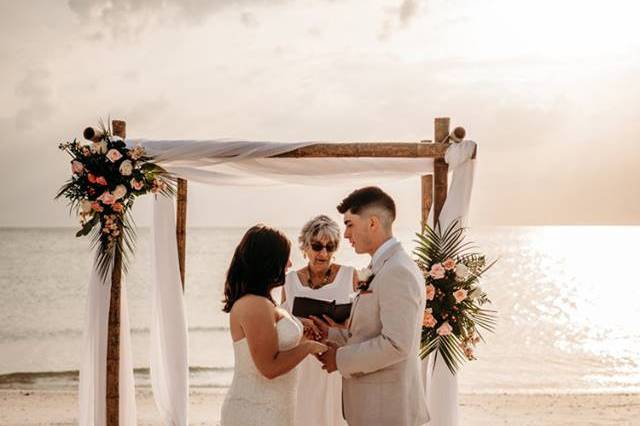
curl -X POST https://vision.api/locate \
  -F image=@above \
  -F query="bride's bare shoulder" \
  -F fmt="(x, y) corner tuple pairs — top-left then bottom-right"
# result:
(231, 295), (274, 315)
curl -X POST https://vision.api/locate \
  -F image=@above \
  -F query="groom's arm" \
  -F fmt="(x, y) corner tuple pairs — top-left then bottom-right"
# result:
(328, 327), (348, 346)
(335, 265), (423, 378)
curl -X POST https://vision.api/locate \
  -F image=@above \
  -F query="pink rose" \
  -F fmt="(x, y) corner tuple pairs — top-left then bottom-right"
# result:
(91, 201), (104, 212)
(130, 178), (144, 191)
(71, 160), (84, 174)
(106, 149), (123, 162)
(443, 258), (456, 271)
(97, 191), (116, 205)
(429, 263), (446, 280)
(453, 289), (468, 303)
(422, 309), (437, 328)
(96, 176), (107, 186)
(437, 322), (453, 336)
(425, 284), (435, 301)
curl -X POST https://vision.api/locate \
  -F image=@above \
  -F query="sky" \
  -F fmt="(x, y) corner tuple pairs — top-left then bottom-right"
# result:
(1, 0), (639, 228)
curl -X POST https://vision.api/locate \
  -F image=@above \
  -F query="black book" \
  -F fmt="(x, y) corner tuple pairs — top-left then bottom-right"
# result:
(291, 297), (352, 324)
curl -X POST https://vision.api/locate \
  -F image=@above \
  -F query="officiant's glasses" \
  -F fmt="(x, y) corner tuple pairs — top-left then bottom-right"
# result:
(310, 241), (337, 252)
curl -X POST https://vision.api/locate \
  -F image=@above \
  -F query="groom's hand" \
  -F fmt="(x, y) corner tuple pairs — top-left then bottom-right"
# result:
(318, 341), (338, 373)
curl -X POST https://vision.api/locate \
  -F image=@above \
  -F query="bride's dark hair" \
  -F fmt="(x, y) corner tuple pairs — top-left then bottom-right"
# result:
(222, 225), (291, 313)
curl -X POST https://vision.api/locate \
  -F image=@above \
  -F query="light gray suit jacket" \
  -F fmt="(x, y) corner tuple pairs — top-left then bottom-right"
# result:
(330, 241), (429, 426)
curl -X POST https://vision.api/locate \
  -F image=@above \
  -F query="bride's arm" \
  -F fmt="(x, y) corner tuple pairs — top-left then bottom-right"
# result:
(237, 297), (325, 380)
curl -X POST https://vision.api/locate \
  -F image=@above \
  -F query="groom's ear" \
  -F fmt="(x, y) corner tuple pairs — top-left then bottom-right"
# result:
(368, 214), (379, 230)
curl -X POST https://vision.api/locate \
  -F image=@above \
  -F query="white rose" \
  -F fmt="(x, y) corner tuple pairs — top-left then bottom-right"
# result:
(356, 267), (373, 282)
(113, 184), (127, 200)
(468, 287), (482, 300)
(80, 200), (93, 214)
(90, 141), (108, 154)
(455, 263), (470, 281)
(119, 160), (133, 176)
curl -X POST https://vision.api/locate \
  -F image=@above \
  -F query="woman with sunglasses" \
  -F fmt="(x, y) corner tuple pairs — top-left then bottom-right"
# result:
(281, 215), (357, 426)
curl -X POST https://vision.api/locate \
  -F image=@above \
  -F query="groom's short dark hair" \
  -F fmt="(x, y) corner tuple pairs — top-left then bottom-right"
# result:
(337, 186), (396, 221)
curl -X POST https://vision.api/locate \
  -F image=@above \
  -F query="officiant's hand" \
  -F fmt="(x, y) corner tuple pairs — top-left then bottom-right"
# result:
(311, 314), (348, 331)
(308, 315), (329, 341)
(318, 341), (338, 373)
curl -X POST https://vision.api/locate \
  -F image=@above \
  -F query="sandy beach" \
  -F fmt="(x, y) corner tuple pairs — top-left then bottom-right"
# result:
(1, 388), (638, 425)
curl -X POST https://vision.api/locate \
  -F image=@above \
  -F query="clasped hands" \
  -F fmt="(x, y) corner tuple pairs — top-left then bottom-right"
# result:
(299, 315), (347, 374)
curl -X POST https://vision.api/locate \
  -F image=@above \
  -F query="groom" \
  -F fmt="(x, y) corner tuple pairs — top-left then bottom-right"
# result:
(315, 186), (429, 426)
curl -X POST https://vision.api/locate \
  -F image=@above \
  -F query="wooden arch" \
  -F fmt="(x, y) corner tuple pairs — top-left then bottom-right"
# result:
(103, 117), (475, 425)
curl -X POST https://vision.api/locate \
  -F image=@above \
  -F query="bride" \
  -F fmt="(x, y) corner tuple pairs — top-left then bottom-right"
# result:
(220, 225), (328, 426)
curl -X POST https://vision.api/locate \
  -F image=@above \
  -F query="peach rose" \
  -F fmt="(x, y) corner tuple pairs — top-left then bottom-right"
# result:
(106, 149), (123, 163)
(425, 284), (435, 301)
(422, 309), (437, 328)
(87, 173), (97, 184)
(96, 176), (107, 186)
(97, 191), (116, 205)
(429, 263), (446, 280)
(112, 202), (124, 213)
(130, 178), (144, 191)
(437, 321), (453, 336)
(443, 258), (456, 270)
(91, 201), (104, 212)
(453, 289), (468, 303)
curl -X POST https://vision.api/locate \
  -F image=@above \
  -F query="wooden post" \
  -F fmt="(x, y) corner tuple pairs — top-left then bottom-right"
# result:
(176, 178), (188, 290)
(106, 119), (126, 426)
(420, 137), (433, 230)
(433, 117), (450, 226)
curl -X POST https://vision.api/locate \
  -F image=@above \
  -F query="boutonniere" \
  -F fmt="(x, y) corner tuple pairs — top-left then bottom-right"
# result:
(356, 267), (375, 292)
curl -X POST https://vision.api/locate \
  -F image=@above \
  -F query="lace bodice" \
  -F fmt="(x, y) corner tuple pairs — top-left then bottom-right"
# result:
(220, 311), (303, 425)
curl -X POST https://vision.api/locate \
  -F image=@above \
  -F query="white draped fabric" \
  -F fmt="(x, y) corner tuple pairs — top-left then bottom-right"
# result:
(423, 139), (477, 426)
(150, 195), (189, 425)
(79, 139), (475, 426)
(79, 261), (136, 425)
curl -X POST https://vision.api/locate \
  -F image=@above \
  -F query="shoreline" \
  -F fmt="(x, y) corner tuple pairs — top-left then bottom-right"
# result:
(1, 389), (639, 425)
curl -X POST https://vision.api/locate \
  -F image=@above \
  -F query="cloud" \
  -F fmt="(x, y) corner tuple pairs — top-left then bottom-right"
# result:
(67, 0), (284, 38)
(240, 11), (259, 27)
(398, 0), (420, 25)
(14, 68), (54, 131)
(379, 0), (424, 40)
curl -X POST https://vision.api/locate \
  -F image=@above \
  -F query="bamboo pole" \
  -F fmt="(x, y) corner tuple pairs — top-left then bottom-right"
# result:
(176, 178), (187, 290)
(420, 137), (434, 230)
(421, 174), (433, 231)
(433, 118), (450, 226)
(106, 119), (126, 426)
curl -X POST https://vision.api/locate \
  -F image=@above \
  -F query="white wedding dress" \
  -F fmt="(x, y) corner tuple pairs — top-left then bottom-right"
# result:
(220, 310), (304, 426)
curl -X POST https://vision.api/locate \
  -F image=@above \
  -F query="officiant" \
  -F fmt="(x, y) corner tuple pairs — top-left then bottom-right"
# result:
(280, 215), (357, 426)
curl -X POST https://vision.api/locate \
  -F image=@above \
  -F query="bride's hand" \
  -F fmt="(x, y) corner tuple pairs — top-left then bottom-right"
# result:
(304, 340), (328, 355)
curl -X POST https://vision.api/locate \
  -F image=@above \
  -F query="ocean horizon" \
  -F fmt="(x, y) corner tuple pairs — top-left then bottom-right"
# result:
(2, 226), (640, 394)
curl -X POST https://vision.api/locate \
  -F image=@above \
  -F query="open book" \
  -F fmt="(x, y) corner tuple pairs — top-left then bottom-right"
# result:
(292, 297), (352, 324)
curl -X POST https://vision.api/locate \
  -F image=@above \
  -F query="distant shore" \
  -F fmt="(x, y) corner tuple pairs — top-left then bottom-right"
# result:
(1, 388), (639, 425)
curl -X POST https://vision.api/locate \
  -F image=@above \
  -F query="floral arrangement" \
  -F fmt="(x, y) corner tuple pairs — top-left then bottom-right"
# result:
(56, 122), (174, 280)
(414, 219), (496, 374)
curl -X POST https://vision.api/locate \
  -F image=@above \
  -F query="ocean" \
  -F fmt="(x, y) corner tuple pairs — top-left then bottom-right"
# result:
(1, 226), (639, 394)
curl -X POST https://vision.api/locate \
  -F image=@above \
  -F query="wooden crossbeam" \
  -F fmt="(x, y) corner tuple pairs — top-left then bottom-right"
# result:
(272, 142), (451, 158)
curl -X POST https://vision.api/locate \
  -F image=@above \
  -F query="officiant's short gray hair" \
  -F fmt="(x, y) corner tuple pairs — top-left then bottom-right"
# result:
(298, 215), (341, 251)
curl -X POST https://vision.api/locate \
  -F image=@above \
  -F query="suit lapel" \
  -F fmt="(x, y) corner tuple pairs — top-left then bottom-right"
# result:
(347, 242), (403, 331)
